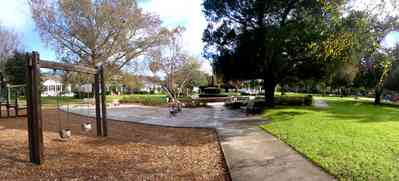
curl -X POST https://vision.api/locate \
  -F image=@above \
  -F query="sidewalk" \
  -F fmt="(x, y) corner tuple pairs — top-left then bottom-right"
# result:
(215, 110), (335, 181)
(68, 102), (336, 181)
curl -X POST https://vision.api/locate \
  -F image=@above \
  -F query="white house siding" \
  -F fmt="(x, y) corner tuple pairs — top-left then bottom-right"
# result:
(42, 79), (73, 97)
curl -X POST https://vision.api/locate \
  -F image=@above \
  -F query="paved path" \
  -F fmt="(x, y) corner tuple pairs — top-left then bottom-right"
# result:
(67, 103), (335, 181)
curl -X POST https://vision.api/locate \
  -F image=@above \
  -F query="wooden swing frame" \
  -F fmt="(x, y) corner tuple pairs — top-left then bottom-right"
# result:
(25, 51), (108, 165)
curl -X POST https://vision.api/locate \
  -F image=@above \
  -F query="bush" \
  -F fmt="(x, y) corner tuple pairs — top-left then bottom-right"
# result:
(73, 92), (94, 99)
(183, 101), (207, 108)
(119, 95), (167, 106)
(173, 97), (206, 107)
(274, 95), (313, 106)
(304, 95), (313, 106)
(202, 87), (221, 94)
(198, 93), (228, 98)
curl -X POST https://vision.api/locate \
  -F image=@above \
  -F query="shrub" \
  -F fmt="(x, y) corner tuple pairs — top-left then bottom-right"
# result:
(202, 87), (221, 94)
(73, 92), (94, 99)
(198, 93), (228, 98)
(119, 95), (167, 106)
(177, 97), (207, 107)
(304, 95), (313, 106)
(274, 95), (313, 106)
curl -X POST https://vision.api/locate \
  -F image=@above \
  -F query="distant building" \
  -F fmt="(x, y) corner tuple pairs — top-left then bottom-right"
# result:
(141, 78), (162, 93)
(41, 76), (73, 97)
(136, 76), (162, 93)
(79, 84), (92, 93)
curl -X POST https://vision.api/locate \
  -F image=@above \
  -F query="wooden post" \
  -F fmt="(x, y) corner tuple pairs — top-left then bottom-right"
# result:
(6, 86), (10, 118)
(100, 66), (107, 137)
(26, 51), (44, 165)
(94, 70), (103, 136)
(15, 90), (18, 117)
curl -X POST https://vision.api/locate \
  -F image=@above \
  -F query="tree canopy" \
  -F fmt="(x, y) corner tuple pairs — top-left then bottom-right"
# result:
(30, 0), (167, 73)
(4, 52), (26, 85)
(203, 0), (350, 106)
(0, 25), (22, 73)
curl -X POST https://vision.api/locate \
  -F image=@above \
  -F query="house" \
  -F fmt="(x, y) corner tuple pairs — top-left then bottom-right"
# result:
(137, 76), (162, 93)
(41, 76), (73, 97)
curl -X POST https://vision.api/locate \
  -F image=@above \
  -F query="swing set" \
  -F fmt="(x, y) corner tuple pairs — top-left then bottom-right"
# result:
(25, 51), (108, 165)
(0, 73), (27, 118)
(48, 68), (96, 139)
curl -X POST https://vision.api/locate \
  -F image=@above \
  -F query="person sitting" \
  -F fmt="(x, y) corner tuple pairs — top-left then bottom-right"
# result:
(169, 101), (178, 115)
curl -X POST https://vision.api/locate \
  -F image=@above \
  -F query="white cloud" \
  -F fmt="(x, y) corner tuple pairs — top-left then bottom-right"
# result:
(349, 0), (399, 17)
(0, 0), (32, 30)
(349, 0), (399, 48)
(382, 31), (399, 48)
(200, 60), (212, 74)
(140, 0), (211, 73)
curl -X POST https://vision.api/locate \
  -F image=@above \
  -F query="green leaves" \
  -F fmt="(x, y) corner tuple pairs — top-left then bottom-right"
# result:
(4, 52), (26, 85)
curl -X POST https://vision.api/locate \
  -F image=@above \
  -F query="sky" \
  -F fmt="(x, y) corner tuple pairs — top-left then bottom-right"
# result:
(0, 0), (398, 75)
(0, 0), (212, 74)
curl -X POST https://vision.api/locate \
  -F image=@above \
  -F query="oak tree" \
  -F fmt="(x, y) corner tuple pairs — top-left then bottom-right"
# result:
(203, 0), (347, 106)
(30, 0), (167, 73)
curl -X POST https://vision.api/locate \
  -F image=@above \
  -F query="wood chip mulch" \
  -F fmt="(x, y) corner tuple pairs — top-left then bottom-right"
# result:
(0, 109), (230, 181)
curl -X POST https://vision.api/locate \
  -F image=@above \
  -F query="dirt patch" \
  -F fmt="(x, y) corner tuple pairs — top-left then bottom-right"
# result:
(0, 109), (229, 181)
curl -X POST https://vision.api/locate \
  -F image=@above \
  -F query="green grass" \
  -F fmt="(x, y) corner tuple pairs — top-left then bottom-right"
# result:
(261, 97), (399, 181)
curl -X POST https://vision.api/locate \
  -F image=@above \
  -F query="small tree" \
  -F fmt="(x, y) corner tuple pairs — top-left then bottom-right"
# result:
(148, 27), (190, 97)
(121, 72), (143, 93)
(353, 51), (395, 104)
(174, 58), (208, 96)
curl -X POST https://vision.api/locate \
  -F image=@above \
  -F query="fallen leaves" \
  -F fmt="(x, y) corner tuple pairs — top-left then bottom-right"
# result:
(0, 109), (229, 180)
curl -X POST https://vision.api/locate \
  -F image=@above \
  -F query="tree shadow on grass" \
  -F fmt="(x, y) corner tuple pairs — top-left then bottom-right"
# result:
(262, 99), (399, 124)
(270, 111), (308, 120)
(317, 99), (399, 124)
(262, 105), (312, 122)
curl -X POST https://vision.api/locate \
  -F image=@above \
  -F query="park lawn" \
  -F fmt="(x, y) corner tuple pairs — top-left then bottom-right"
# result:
(261, 97), (399, 181)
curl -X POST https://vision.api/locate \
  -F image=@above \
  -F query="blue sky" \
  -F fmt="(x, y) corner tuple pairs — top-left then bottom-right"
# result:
(0, 0), (398, 74)
(0, 0), (211, 73)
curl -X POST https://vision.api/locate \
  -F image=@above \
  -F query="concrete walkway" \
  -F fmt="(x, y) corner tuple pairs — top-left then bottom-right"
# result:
(67, 103), (335, 181)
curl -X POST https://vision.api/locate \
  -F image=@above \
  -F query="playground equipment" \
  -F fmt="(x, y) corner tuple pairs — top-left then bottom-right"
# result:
(81, 96), (94, 132)
(51, 71), (94, 140)
(0, 74), (27, 118)
(25, 51), (107, 165)
(162, 86), (182, 115)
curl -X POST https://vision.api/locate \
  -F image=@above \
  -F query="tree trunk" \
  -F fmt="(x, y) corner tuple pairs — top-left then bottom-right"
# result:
(374, 87), (382, 105)
(264, 80), (277, 107)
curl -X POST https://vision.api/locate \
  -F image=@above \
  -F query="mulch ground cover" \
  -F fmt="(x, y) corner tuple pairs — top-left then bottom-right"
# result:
(0, 109), (229, 181)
